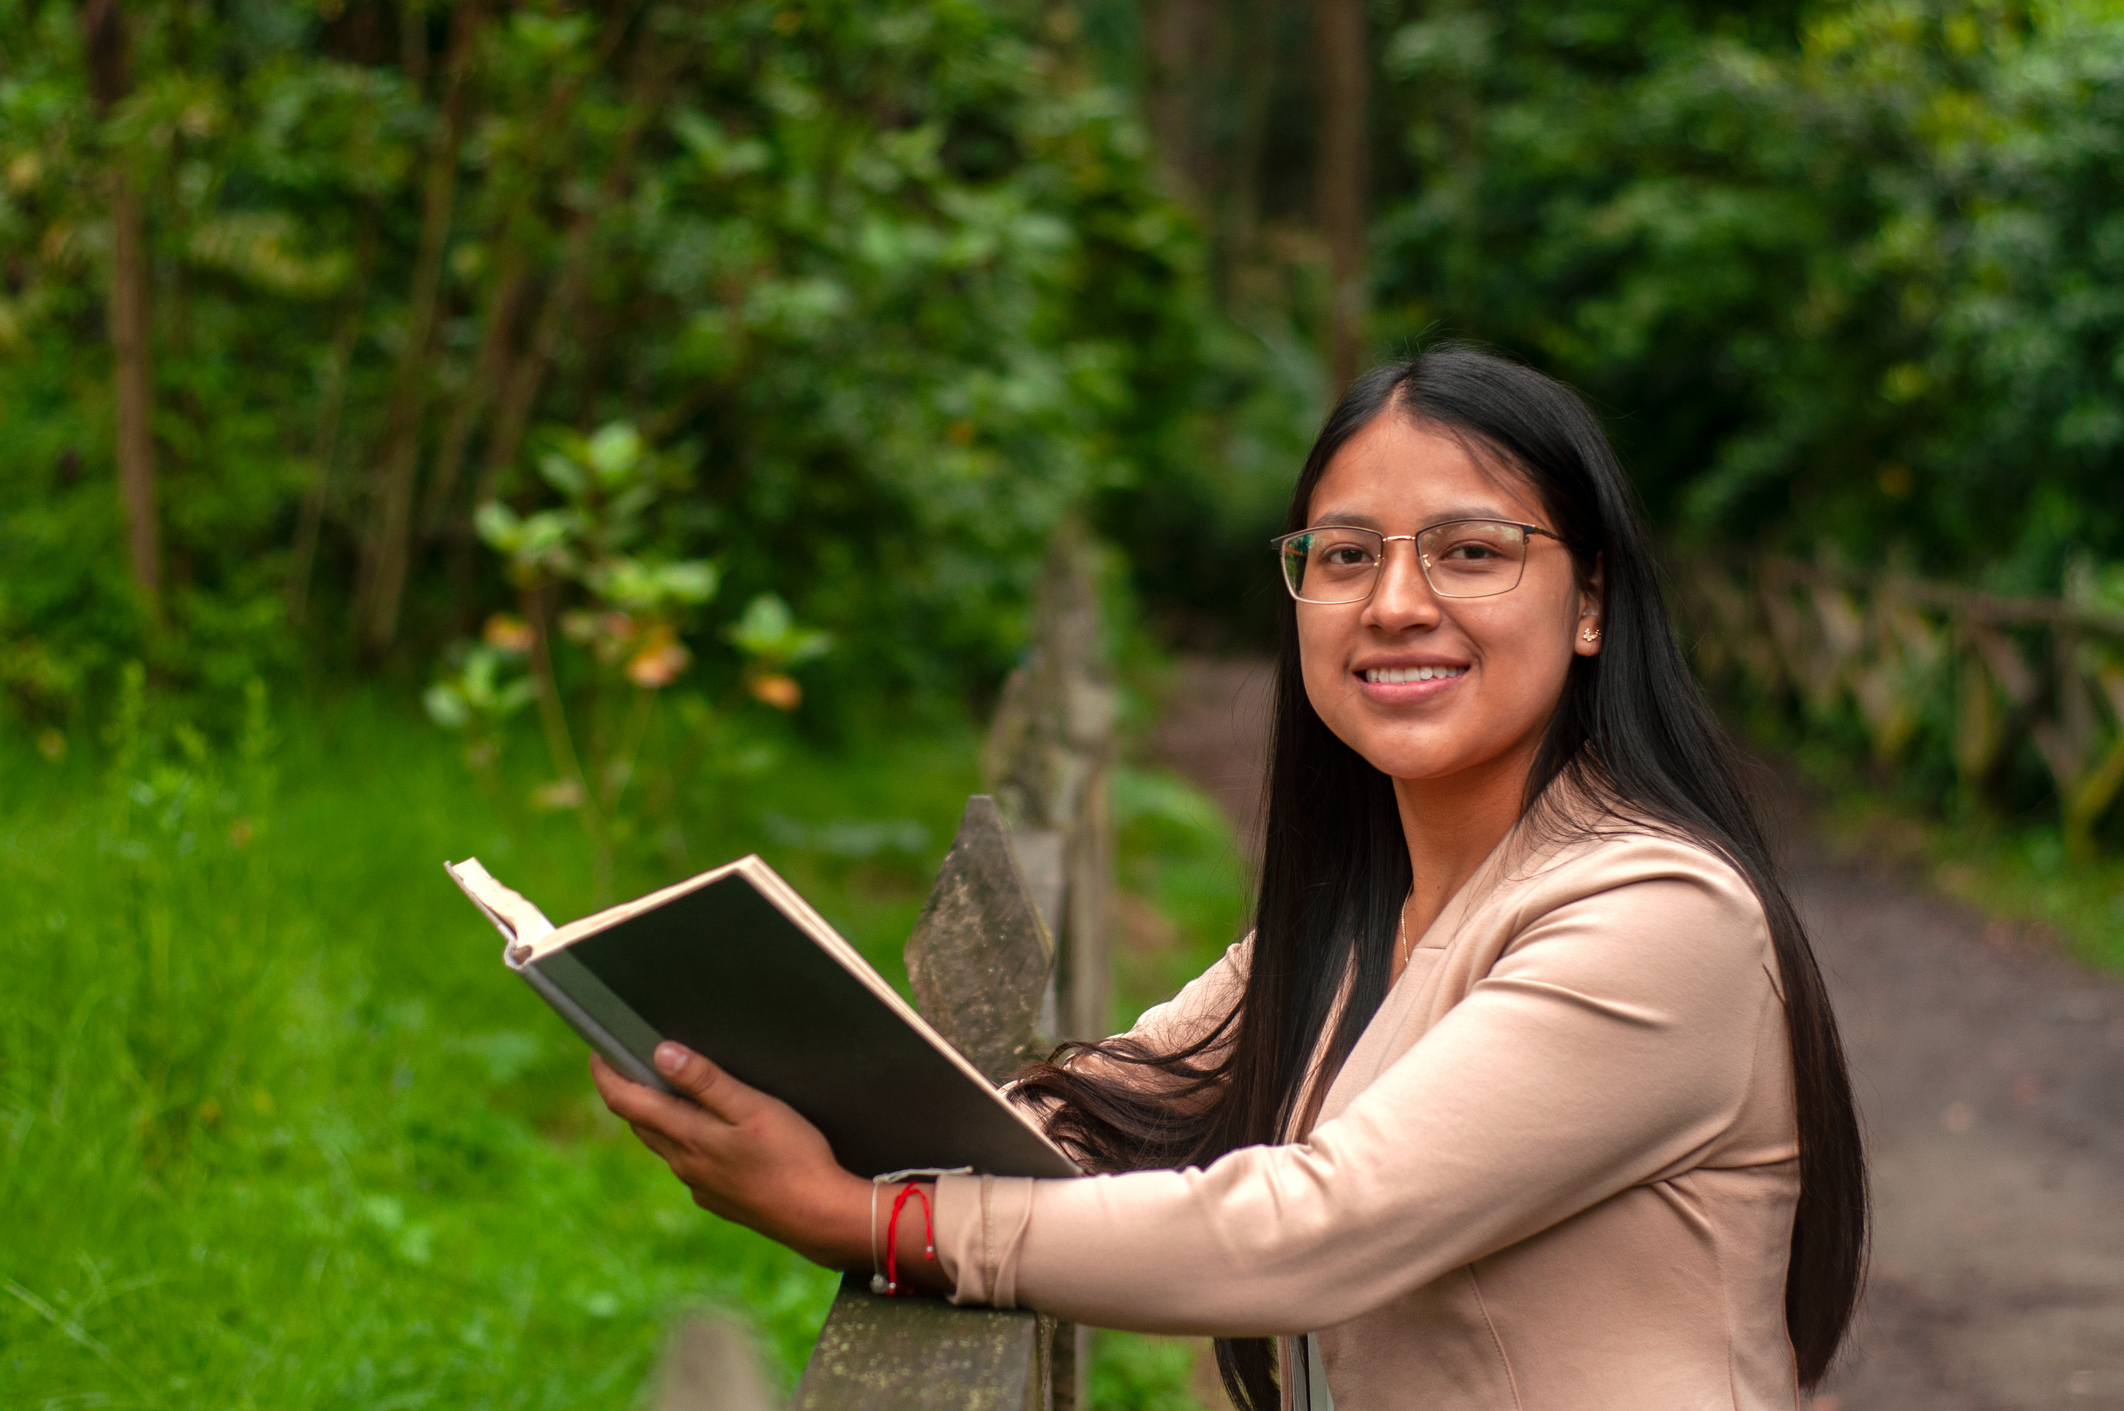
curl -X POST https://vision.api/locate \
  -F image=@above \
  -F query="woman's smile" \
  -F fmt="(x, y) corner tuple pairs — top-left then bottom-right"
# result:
(1356, 658), (1470, 698)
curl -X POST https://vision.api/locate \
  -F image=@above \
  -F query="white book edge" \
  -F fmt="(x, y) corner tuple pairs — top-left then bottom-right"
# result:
(446, 856), (556, 956)
(448, 858), (674, 1093)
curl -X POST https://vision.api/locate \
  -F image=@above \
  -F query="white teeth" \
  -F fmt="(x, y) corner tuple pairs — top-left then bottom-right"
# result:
(1364, 666), (1466, 684)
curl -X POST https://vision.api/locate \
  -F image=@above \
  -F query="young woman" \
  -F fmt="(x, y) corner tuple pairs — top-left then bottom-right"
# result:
(594, 346), (1868, 1411)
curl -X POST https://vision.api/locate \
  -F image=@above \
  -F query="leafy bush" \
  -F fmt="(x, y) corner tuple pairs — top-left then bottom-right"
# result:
(0, 0), (1229, 721)
(431, 419), (829, 898)
(1371, 0), (2124, 588)
(1091, 1330), (1214, 1411)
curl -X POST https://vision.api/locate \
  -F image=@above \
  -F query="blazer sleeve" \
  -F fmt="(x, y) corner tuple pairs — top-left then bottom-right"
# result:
(933, 869), (1781, 1334)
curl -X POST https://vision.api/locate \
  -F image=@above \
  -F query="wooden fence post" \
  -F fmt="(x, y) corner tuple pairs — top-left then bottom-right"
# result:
(652, 1312), (779, 1411)
(982, 522), (1119, 1042)
(793, 1278), (1076, 1411)
(651, 531), (1123, 1408)
(781, 791), (1081, 1411)
(904, 796), (1056, 1082)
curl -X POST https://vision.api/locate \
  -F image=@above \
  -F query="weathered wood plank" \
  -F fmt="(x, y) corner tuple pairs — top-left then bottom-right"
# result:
(794, 1278), (1050, 1411)
(650, 1312), (778, 1411)
(904, 795), (1056, 1083)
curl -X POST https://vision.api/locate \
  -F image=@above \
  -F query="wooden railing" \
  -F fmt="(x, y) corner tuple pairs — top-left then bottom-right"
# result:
(775, 786), (1090, 1411)
(1683, 555), (2124, 858)
(652, 528), (1117, 1410)
(790, 527), (1118, 1408)
(649, 793), (1085, 1411)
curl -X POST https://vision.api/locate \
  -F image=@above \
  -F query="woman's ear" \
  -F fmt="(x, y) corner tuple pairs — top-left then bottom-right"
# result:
(1573, 557), (1605, 657)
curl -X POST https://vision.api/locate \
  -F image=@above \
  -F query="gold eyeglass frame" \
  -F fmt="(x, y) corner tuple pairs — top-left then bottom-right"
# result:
(1270, 518), (1563, 604)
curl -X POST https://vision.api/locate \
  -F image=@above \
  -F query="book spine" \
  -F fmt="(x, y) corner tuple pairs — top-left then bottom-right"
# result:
(517, 962), (678, 1094)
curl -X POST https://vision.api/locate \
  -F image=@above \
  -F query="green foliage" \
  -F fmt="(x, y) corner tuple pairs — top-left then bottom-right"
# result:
(434, 417), (838, 898)
(483, 423), (720, 623)
(1109, 765), (1250, 1028)
(1370, 0), (2124, 588)
(1090, 1330), (1213, 1411)
(424, 639), (537, 739)
(0, 0), (1228, 719)
(728, 593), (834, 677)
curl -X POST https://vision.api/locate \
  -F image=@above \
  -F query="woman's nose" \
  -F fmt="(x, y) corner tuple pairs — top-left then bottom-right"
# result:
(1362, 539), (1440, 630)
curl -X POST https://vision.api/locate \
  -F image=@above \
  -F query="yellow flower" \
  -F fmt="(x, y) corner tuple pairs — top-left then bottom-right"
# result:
(747, 673), (803, 710)
(626, 625), (692, 688)
(482, 613), (535, 653)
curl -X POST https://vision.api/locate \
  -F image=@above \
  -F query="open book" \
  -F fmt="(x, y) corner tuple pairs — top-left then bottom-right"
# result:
(448, 855), (1079, 1179)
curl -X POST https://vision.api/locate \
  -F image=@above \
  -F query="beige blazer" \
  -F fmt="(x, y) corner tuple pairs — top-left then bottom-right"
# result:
(931, 821), (1803, 1410)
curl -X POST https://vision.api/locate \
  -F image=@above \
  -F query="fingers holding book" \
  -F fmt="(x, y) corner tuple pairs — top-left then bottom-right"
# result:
(589, 1044), (875, 1273)
(649, 1041), (763, 1124)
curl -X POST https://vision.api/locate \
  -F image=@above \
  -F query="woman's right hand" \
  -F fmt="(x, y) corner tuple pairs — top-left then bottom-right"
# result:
(592, 1043), (872, 1269)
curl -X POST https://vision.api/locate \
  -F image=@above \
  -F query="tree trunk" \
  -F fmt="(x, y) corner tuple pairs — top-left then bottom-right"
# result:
(423, 0), (634, 543)
(356, 0), (486, 660)
(450, 39), (672, 625)
(1143, 0), (1224, 208)
(435, 1), (642, 632)
(1221, 0), (1276, 307)
(419, 240), (530, 536)
(1313, 0), (1368, 391)
(79, 0), (159, 618)
(286, 300), (362, 627)
(1146, 0), (1197, 198)
(108, 174), (158, 614)
(287, 212), (379, 626)
(469, 36), (674, 516)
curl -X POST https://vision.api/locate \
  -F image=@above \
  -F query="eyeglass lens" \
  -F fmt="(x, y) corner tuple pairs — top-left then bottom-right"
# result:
(1279, 521), (1533, 603)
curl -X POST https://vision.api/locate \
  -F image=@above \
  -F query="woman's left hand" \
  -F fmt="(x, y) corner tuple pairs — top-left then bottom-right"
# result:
(592, 1043), (871, 1270)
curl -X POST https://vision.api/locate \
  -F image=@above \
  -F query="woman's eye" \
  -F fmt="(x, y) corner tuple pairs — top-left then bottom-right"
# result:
(1319, 545), (1374, 567)
(1439, 541), (1501, 561)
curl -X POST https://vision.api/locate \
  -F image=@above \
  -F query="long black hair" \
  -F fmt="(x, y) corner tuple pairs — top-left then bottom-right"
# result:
(1014, 345), (1867, 1408)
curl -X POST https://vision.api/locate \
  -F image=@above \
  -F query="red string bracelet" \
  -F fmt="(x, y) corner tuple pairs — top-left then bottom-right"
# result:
(881, 1182), (935, 1296)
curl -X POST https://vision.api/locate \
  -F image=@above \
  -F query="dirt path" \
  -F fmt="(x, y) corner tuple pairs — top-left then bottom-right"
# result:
(1803, 854), (2124, 1409)
(1148, 656), (2124, 1411)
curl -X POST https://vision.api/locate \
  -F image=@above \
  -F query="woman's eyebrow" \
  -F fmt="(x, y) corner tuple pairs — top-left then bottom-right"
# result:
(1307, 505), (1520, 529)
(1306, 510), (1384, 529)
(1428, 504), (1522, 523)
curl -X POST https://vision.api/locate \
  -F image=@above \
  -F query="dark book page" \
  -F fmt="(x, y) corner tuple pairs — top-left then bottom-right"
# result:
(554, 872), (1076, 1179)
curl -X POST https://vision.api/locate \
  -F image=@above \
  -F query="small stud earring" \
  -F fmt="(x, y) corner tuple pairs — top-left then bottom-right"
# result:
(1580, 626), (1601, 642)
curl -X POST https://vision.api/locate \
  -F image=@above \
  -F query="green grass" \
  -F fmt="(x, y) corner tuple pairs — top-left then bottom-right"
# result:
(0, 687), (990, 1408)
(0, 687), (1255, 1410)
(1091, 1328), (1220, 1411)
(1108, 766), (1251, 1029)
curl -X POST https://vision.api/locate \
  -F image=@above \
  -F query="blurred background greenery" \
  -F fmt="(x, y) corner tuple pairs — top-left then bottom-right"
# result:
(4, 0), (2123, 1405)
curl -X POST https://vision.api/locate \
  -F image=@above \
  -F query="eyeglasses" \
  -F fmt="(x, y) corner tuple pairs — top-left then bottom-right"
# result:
(1271, 519), (1562, 604)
